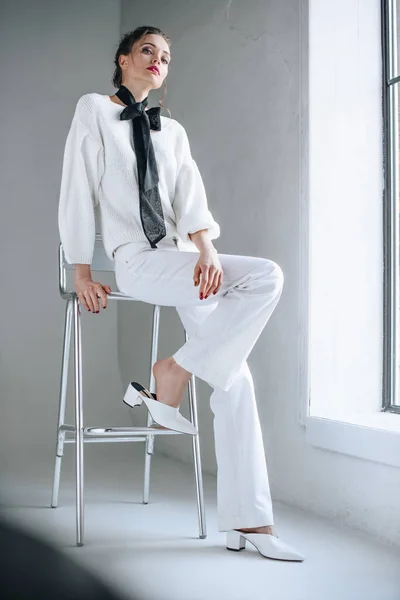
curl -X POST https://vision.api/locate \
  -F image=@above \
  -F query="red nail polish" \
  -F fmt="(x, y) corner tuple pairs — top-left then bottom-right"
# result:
(200, 293), (203, 299)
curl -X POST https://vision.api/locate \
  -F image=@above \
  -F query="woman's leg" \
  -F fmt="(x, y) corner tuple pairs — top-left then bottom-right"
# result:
(212, 362), (275, 532)
(114, 242), (282, 533)
(114, 243), (284, 394)
(174, 303), (274, 533)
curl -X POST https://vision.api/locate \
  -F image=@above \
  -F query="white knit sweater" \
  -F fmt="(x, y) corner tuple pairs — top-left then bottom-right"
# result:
(58, 93), (220, 264)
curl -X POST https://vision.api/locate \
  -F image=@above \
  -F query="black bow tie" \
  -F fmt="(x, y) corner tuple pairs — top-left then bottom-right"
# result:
(119, 102), (162, 131)
(115, 85), (166, 248)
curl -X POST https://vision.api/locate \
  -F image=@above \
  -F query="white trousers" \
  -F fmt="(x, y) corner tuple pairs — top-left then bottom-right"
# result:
(113, 236), (284, 531)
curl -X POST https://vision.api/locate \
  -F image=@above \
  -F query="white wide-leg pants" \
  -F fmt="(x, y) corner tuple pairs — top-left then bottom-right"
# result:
(113, 236), (284, 531)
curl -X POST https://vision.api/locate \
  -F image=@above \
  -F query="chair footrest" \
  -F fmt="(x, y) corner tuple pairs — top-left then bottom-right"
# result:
(84, 426), (183, 437)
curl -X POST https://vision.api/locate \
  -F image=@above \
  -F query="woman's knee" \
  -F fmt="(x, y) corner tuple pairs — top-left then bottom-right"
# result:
(262, 259), (284, 292)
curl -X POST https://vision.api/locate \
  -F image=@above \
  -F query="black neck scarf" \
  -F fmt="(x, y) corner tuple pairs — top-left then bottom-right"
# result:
(115, 85), (166, 248)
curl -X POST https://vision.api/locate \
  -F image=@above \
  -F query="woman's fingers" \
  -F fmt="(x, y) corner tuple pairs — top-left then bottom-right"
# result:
(193, 264), (201, 287)
(204, 267), (221, 297)
(78, 292), (90, 312)
(214, 272), (223, 294)
(199, 267), (210, 298)
(89, 289), (100, 312)
(198, 266), (224, 299)
(85, 291), (96, 312)
(84, 289), (96, 312)
(97, 285), (109, 309)
(77, 282), (110, 312)
(89, 285), (108, 312)
(202, 273), (213, 297)
(209, 271), (222, 296)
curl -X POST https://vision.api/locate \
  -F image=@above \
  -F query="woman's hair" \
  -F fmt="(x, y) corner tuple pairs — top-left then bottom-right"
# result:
(112, 26), (172, 118)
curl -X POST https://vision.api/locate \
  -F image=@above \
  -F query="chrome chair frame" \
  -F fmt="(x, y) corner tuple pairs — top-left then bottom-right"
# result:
(51, 234), (206, 546)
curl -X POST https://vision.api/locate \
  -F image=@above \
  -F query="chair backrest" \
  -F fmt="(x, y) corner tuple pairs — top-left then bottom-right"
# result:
(59, 233), (115, 297)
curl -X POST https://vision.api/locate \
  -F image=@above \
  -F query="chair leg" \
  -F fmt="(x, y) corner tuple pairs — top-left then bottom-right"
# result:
(186, 332), (207, 540)
(51, 299), (74, 508)
(73, 296), (84, 547)
(143, 305), (160, 504)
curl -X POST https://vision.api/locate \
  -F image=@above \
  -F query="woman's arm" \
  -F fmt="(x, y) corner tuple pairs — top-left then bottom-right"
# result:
(173, 124), (222, 298)
(58, 96), (104, 265)
(189, 229), (223, 299)
(75, 264), (92, 279)
(188, 228), (217, 253)
(172, 124), (220, 244)
(58, 97), (110, 311)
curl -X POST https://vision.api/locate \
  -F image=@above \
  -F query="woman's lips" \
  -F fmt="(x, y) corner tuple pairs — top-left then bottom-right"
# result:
(147, 67), (159, 75)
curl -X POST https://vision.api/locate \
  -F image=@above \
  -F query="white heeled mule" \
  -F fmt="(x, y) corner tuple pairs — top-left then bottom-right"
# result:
(123, 381), (198, 436)
(226, 530), (305, 562)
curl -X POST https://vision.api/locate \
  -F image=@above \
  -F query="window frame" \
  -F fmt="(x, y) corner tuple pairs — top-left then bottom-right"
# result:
(382, 0), (400, 413)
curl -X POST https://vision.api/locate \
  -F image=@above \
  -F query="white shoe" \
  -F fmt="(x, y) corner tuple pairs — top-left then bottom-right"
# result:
(123, 381), (198, 436)
(226, 530), (305, 562)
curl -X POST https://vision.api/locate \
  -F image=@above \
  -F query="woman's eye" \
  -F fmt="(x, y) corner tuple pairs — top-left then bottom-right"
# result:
(143, 47), (169, 65)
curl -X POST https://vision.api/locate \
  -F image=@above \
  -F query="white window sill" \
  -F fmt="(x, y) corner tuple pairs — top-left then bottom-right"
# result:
(305, 413), (400, 468)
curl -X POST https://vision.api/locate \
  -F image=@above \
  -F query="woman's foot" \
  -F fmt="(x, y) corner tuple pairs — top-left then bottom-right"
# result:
(235, 525), (277, 537)
(227, 528), (304, 560)
(153, 357), (192, 408)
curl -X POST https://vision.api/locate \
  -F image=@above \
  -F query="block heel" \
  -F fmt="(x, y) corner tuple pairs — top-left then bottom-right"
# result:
(123, 381), (148, 407)
(226, 530), (246, 551)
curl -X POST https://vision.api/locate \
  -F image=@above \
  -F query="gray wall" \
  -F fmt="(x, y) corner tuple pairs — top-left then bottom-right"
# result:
(0, 0), (125, 480)
(119, 0), (400, 547)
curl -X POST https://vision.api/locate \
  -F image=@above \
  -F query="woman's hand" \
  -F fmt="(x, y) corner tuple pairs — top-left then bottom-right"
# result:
(193, 248), (223, 299)
(75, 276), (112, 313)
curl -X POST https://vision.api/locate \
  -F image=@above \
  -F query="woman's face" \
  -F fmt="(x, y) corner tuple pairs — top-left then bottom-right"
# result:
(120, 33), (171, 90)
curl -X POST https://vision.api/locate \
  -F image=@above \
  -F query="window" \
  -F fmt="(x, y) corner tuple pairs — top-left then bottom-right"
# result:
(305, 0), (400, 467)
(308, 0), (383, 421)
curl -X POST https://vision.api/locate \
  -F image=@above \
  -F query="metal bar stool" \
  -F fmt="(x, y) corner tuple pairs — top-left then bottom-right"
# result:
(51, 234), (207, 546)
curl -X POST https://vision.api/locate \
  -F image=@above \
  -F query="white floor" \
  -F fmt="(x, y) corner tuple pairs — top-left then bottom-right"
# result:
(2, 443), (400, 600)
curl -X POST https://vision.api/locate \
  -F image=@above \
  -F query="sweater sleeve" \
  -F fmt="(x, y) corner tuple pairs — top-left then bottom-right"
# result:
(58, 103), (104, 265)
(172, 124), (220, 243)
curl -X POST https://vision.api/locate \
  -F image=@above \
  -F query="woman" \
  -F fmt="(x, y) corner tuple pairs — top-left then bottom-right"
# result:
(58, 26), (304, 562)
